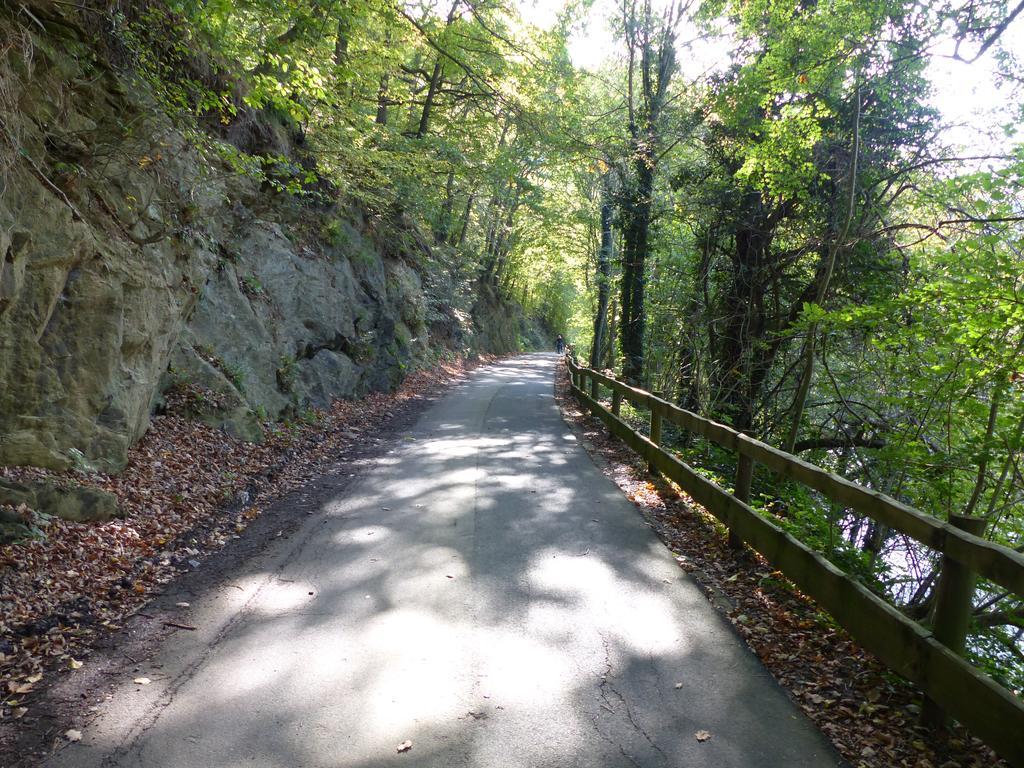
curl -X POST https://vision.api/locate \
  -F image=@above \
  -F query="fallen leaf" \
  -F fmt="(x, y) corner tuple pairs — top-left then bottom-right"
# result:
(554, 367), (1000, 768)
(68, 658), (83, 670)
(65, 729), (82, 742)
(12, 707), (27, 719)
(0, 355), (487, 761)
(26, 673), (42, 684)
(695, 730), (712, 742)
(133, 677), (151, 685)
(396, 740), (413, 753)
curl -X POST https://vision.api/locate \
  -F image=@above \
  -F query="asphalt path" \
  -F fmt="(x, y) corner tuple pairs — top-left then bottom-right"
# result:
(48, 353), (841, 768)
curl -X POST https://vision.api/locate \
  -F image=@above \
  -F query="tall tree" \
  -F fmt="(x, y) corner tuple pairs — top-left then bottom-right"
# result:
(590, 172), (614, 369)
(617, 0), (684, 383)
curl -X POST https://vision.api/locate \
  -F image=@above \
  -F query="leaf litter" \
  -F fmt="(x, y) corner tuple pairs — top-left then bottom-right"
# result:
(556, 366), (1003, 768)
(0, 355), (492, 749)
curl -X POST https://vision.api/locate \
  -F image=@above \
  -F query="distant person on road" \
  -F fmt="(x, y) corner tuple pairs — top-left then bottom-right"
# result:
(556, 334), (565, 354)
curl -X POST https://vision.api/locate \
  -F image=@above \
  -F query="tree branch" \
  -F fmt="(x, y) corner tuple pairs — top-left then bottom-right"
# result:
(792, 436), (886, 453)
(953, 0), (1024, 64)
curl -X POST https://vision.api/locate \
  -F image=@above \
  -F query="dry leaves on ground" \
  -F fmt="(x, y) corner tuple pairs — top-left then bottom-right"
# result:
(0, 355), (492, 729)
(556, 366), (1003, 768)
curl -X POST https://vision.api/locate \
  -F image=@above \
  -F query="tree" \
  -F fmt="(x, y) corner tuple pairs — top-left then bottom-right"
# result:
(616, 0), (686, 384)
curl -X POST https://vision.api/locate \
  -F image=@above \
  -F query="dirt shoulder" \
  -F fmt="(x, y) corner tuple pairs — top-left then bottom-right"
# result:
(0, 354), (495, 767)
(555, 364), (1002, 768)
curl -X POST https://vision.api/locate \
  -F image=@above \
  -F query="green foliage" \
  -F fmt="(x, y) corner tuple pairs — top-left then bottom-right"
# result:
(222, 362), (246, 392)
(99, 0), (1024, 692)
(240, 275), (265, 298)
(322, 219), (351, 250)
(563, 0), (1024, 694)
(276, 355), (297, 393)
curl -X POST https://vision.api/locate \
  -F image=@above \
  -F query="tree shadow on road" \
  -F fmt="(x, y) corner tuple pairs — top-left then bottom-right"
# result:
(58, 355), (838, 768)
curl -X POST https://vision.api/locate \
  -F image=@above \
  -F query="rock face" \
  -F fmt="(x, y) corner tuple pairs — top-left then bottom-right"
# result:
(0, 72), (216, 474)
(174, 210), (428, 432)
(0, 479), (119, 524)
(0, 4), (448, 488)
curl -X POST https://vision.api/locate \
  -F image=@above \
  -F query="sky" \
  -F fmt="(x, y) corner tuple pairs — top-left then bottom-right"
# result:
(521, 0), (1024, 155)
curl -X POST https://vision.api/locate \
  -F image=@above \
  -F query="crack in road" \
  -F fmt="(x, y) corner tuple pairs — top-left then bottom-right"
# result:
(593, 634), (671, 768)
(45, 355), (842, 768)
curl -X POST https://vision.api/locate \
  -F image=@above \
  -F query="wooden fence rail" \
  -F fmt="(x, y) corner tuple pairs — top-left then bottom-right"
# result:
(565, 356), (1024, 766)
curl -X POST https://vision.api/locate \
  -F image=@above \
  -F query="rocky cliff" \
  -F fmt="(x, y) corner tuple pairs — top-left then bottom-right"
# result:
(0, 2), (524, 510)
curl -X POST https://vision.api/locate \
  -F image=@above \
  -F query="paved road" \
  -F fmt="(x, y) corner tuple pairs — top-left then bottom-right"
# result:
(50, 354), (841, 768)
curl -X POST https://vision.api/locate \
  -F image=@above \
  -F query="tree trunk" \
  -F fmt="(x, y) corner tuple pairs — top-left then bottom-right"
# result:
(591, 182), (613, 370)
(334, 6), (350, 66)
(415, 0), (461, 138)
(676, 344), (699, 412)
(606, 296), (619, 369)
(375, 72), (390, 125)
(716, 189), (771, 432)
(416, 58), (444, 137)
(619, 152), (653, 384)
(436, 171), (456, 244)
(454, 193), (475, 246)
(784, 87), (861, 452)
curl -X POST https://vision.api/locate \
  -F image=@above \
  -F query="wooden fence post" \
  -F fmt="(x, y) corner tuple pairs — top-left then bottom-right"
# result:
(612, 389), (622, 416)
(921, 514), (987, 729)
(648, 392), (663, 474)
(730, 453), (753, 550)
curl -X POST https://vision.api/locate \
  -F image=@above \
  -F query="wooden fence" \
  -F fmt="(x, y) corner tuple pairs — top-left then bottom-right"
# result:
(565, 355), (1024, 766)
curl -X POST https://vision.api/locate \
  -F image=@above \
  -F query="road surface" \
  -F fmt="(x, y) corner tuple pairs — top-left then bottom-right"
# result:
(49, 354), (841, 768)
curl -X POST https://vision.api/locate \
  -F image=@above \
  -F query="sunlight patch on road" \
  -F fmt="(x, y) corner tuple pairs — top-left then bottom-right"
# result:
(529, 550), (682, 655)
(250, 579), (318, 614)
(361, 608), (472, 738)
(344, 525), (393, 543)
(474, 630), (574, 703)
